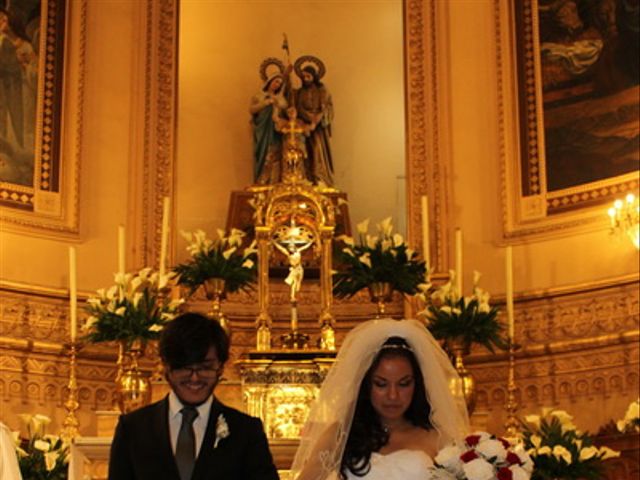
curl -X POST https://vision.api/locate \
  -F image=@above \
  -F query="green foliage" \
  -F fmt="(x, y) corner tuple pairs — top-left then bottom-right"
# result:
(174, 229), (257, 295)
(420, 270), (509, 354)
(426, 296), (508, 353)
(521, 410), (619, 480)
(332, 218), (427, 298)
(84, 268), (181, 348)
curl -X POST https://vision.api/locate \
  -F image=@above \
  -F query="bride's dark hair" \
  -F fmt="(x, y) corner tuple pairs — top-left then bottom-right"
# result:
(340, 336), (433, 478)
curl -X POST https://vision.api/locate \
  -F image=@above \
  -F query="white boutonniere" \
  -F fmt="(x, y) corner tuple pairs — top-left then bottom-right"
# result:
(213, 414), (229, 449)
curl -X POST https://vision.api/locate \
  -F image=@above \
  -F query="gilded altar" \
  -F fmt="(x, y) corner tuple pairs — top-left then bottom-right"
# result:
(236, 350), (335, 440)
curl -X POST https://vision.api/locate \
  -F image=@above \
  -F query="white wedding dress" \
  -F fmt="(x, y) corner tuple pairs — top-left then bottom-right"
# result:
(344, 449), (434, 480)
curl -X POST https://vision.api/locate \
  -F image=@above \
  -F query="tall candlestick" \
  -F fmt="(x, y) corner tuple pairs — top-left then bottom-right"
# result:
(421, 195), (430, 272)
(455, 228), (463, 296)
(118, 225), (125, 275)
(68, 247), (77, 342)
(505, 245), (514, 340)
(159, 196), (170, 277)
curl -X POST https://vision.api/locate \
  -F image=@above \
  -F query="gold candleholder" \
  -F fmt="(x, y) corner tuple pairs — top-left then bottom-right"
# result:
(61, 342), (80, 441)
(504, 341), (520, 440)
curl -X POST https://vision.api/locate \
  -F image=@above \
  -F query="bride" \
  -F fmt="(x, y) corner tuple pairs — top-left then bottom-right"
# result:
(290, 318), (470, 480)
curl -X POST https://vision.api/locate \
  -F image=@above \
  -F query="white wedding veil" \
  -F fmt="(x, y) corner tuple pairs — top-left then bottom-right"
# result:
(290, 318), (470, 480)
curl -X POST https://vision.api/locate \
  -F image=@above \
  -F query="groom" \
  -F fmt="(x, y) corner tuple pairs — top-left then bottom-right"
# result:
(108, 313), (279, 480)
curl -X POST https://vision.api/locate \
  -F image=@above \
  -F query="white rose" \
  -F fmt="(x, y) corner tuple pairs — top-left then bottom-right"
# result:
(434, 444), (464, 476)
(476, 439), (507, 462)
(462, 458), (494, 480)
(509, 465), (530, 480)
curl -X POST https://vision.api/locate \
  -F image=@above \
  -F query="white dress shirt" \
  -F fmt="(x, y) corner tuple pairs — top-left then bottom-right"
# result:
(168, 392), (213, 458)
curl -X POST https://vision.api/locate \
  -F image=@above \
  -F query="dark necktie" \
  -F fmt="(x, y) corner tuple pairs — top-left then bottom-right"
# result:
(175, 406), (199, 480)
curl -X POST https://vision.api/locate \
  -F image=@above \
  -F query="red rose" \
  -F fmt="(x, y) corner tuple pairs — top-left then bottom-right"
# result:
(506, 452), (521, 465)
(460, 450), (479, 463)
(465, 435), (481, 447)
(498, 437), (510, 449)
(497, 467), (513, 480)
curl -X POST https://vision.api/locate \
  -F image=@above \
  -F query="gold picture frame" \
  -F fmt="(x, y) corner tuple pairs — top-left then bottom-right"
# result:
(0, 0), (84, 235)
(498, 0), (639, 239)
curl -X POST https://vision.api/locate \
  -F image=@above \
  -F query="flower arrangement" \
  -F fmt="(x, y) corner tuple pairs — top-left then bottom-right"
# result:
(332, 217), (427, 298)
(419, 270), (508, 353)
(15, 414), (69, 480)
(83, 268), (182, 348)
(521, 409), (620, 480)
(174, 228), (257, 295)
(213, 414), (230, 449)
(428, 431), (533, 480)
(616, 398), (640, 433)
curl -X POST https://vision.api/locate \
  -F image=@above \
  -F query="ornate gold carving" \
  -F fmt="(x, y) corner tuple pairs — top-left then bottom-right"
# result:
(236, 352), (335, 439)
(467, 277), (639, 434)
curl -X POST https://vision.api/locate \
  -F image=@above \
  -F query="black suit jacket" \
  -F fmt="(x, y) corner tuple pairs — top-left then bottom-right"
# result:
(108, 397), (279, 480)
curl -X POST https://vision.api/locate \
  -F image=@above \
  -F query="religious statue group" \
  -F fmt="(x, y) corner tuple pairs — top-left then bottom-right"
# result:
(250, 54), (334, 188)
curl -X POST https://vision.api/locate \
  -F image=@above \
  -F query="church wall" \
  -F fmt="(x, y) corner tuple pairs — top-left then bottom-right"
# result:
(0, 0), (637, 452)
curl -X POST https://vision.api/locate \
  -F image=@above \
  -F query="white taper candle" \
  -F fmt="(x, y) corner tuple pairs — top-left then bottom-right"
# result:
(69, 246), (77, 342)
(421, 195), (430, 273)
(455, 228), (463, 296)
(118, 225), (125, 275)
(159, 196), (170, 277)
(505, 245), (515, 340)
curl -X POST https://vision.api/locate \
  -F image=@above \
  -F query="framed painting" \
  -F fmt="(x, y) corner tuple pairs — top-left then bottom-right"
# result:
(501, 0), (639, 237)
(0, 0), (82, 234)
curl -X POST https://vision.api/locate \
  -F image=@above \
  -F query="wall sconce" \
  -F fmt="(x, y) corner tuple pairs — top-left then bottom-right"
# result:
(608, 193), (639, 249)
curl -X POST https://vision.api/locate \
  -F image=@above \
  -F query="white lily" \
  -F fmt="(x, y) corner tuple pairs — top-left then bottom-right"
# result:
(82, 316), (98, 331)
(242, 259), (254, 269)
(34, 439), (51, 452)
(44, 451), (59, 471)
(377, 216), (393, 236)
(530, 434), (542, 449)
(552, 445), (572, 464)
(598, 446), (620, 460)
(356, 218), (370, 235)
(358, 253), (372, 268)
(336, 235), (355, 247)
(579, 446), (598, 461)
(222, 246), (237, 260)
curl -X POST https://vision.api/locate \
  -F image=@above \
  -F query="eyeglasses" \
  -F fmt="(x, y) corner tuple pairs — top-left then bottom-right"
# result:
(170, 363), (220, 379)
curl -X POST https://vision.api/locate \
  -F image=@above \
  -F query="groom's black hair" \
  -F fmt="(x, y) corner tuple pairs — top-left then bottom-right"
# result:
(340, 336), (433, 479)
(159, 312), (230, 369)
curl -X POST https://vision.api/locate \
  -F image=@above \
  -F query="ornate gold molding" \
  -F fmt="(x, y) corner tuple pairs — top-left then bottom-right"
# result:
(405, 0), (452, 275)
